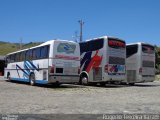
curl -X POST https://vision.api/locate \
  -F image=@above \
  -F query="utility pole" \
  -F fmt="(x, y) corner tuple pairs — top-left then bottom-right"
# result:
(78, 20), (84, 42)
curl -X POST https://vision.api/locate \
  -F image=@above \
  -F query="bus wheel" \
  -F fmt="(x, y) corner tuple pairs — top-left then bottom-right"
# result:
(29, 74), (35, 86)
(129, 83), (135, 86)
(100, 82), (106, 86)
(81, 76), (88, 85)
(52, 82), (60, 87)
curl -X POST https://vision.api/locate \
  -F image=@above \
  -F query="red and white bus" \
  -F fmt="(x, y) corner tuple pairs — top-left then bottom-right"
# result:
(79, 36), (126, 85)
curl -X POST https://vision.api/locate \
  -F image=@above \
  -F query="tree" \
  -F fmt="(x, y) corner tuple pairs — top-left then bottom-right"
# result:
(155, 46), (160, 74)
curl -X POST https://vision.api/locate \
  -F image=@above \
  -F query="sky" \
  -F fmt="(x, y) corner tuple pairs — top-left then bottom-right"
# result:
(0, 0), (160, 45)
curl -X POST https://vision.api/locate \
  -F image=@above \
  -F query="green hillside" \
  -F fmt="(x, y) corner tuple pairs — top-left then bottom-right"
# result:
(0, 41), (42, 55)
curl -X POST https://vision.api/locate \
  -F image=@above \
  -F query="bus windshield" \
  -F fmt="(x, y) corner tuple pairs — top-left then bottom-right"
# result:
(108, 38), (125, 49)
(142, 44), (154, 54)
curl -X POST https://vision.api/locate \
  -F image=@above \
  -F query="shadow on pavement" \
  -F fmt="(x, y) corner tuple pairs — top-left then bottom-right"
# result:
(5, 80), (160, 89)
(132, 83), (160, 87)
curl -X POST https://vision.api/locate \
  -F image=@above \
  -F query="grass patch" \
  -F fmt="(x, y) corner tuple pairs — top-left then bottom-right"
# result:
(156, 75), (160, 81)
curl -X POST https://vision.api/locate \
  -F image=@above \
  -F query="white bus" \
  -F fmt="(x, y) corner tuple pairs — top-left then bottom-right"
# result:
(126, 42), (155, 85)
(79, 36), (126, 85)
(4, 40), (80, 86)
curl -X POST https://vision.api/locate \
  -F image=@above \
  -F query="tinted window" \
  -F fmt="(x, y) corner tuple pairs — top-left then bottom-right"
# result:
(29, 50), (33, 60)
(142, 44), (154, 54)
(10, 54), (15, 62)
(88, 39), (104, 51)
(40, 46), (49, 58)
(26, 49), (34, 60)
(32, 49), (36, 60)
(22, 51), (26, 61)
(15, 53), (20, 62)
(6, 45), (50, 63)
(6, 56), (10, 63)
(25, 50), (30, 60)
(126, 44), (138, 58)
(19, 52), (22, 61)
(80, 39), (104, 53)
(35, 47), (41, 59)
(80, 42), (88, 53)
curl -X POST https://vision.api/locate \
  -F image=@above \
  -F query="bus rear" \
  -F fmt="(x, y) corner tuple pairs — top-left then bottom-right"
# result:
(105, 37), (126, 82)
(49, 40), (80, 84)
(140, 43), (155, 82)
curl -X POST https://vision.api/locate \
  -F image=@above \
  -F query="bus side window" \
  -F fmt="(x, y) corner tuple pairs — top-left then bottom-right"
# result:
(29, 49), (33, 60)
(35, 48), (41, 59)
(15, 53), (20, 62)
(5, 56), (10, 66)
(80, 42), (89, 53)
(10, 54), (15, 63)
(88, 39), (104, 51)
(19, 52), (22, 62)
(25, 50), (33, 60)
(25, 50), (29, 60)
(32, 49), (36, 60)
(40, 47), (44, 59)
(22, 51), (25, 61)
(40, 45), (49, 59)
(126, 45), (138, 58)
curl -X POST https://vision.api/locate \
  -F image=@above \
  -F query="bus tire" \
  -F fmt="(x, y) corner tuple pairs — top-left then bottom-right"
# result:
(81, 76), (88, 85)
(100, 82), (106, 86)
(129, 83), (135, 86)
(29, 73), (35, 86)
(52, 82), (61, 87)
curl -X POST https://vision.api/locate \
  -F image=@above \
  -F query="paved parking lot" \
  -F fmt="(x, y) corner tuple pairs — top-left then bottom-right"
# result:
(0, 79), (160, 114)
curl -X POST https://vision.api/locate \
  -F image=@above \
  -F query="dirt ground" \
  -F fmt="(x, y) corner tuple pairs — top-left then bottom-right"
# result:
(0, 79), (160, 115)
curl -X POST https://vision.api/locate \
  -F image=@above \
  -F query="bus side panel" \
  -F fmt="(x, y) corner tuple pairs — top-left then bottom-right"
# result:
(6, 62), (30, 82)
(6, 59), (49, 84)
(30, 59), (49, 83)
(80, 49), (103, 82)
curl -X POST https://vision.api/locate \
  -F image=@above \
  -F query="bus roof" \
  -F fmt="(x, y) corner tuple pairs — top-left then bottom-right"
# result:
(6, 39), (77, 55)
(126, 42), (154, 47)
(81, 36), (125, 43)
